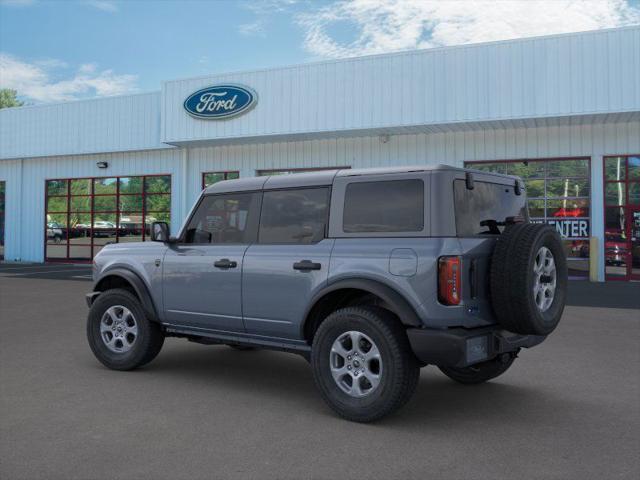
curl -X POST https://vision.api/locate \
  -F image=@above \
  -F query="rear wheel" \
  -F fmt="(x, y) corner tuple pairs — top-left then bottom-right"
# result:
(311, 306), (419, 423)
(87, 288), (164, 371)
(438, 352), (517, 385)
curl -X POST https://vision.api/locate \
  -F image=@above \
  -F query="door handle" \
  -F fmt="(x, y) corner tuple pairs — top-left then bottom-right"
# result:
(293, 260), (321, 271)
(214, 258), (237, 269)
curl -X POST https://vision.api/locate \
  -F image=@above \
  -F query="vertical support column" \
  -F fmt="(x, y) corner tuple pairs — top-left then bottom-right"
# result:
(590, 155), (605, 282)
(177, 148), (189, 234)
(17, 158), (24, 262)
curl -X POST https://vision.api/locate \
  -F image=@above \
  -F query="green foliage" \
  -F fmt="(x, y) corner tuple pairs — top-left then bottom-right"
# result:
(0, 89), (24, 109)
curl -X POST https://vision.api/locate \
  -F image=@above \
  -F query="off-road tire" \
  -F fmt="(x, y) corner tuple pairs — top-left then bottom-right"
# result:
(439, 353), (517, 385)
(311, 306), (420, 423)
(87, 288), (164, 371)
(490, 223), (567, 335)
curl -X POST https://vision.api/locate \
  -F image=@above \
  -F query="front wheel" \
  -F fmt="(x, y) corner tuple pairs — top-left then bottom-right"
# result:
(311, 306), (420, 423)
(438, 352), (516, 385)
(87, 288), (164, 371)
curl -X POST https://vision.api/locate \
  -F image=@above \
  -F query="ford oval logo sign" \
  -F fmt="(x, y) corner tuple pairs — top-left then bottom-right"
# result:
(183, 84), (257, 119)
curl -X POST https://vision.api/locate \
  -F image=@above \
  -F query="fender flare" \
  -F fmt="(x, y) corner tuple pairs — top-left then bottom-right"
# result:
(93, 268), (159, 322)
(302, 278), (423, 338)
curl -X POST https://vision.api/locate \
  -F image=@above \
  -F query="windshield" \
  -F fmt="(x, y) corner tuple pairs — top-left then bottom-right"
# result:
(454, 179), (528, 236)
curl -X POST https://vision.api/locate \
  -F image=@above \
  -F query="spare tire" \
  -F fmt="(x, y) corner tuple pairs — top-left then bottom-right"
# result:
(490, 223), (567, 335)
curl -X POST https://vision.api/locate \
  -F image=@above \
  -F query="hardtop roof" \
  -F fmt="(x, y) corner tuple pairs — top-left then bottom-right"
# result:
(203, 164), (519, 194)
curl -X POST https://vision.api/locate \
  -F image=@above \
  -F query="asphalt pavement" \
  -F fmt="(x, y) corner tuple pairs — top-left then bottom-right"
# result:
(0, 267), (638, 479)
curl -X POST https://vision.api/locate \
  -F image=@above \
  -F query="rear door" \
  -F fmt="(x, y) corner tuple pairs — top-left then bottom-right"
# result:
(162, 192), (261, 332)
(242, 187), (333, 340)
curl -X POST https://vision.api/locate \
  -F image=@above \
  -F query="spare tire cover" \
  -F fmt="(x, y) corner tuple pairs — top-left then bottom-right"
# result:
(490, 223), (568, 335)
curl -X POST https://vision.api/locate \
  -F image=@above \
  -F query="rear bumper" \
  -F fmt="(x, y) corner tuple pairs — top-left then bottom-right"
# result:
(406, 326), (546, 368)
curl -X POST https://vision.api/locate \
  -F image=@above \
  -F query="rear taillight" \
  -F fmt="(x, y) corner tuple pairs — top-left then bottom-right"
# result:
(438, 256), (461, 305)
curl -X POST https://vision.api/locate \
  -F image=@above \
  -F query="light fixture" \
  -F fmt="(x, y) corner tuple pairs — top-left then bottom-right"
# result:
(96, 161), (108, 169)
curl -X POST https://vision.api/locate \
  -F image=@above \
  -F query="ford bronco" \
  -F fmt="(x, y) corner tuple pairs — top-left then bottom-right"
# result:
(86, 166), (567, 422)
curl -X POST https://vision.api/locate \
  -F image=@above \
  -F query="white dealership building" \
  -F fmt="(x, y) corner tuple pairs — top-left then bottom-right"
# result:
(1, 26), (639, 281)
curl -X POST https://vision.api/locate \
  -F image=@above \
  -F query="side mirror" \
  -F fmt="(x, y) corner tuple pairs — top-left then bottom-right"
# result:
(151, 222), (170, 242)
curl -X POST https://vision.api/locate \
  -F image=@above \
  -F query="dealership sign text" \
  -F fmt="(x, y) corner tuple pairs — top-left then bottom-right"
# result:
(184, 84), (257, 119)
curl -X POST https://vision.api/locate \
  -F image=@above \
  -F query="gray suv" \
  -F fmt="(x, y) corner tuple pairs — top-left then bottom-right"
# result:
(86, 166), (567, 422)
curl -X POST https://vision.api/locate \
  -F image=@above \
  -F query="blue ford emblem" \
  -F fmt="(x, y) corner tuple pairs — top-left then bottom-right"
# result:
(183, 84), (257, 119)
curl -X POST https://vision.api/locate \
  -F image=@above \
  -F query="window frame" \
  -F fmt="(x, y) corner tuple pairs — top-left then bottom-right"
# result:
(201, 171), (240, 189)
(44, 174), (171, 262)
(179, 191), (262, 246)
(329, 174), (430, 238)
(257, 186), (331, 245)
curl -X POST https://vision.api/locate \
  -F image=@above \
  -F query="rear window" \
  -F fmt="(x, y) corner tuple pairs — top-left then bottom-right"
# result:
(343, 179), (424, 233)
(454, 180), (528, 236)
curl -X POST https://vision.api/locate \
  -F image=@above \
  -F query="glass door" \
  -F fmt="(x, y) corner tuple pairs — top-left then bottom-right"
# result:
(631, 208), (640, 280)
(604, 155), (640, 281)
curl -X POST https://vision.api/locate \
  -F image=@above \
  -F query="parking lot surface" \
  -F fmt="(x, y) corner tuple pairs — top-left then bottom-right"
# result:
(0, 265), (639, 480)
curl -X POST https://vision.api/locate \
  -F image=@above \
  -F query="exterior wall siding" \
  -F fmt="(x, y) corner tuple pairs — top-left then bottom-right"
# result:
(162, 27), (640, 144)
(0, 92), (168, 160)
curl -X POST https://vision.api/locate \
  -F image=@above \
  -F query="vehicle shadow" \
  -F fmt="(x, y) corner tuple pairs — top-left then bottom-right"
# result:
(135, 343), (579, 429)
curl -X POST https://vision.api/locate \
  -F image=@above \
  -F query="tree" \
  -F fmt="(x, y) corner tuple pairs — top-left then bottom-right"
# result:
(0, 89), (24, 109)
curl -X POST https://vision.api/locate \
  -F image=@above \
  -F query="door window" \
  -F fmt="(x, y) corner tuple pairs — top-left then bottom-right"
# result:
(184, 193), (260, 244)
(258, 188), (329, 244)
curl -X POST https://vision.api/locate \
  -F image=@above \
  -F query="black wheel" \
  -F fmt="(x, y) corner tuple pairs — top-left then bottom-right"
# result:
(311, 306), (420, 423)
(227, 344), (255, 351)
(490, 223), (568, 335)
(438, 352), (517, 385)
(86, 288), (164, 371)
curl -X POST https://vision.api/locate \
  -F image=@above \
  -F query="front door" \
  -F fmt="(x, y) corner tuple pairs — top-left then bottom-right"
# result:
(162, 192), (261, 332)
(242, 187), (333, 340)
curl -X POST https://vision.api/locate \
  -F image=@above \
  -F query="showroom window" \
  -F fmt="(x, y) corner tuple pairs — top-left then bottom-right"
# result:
(465, 158), (591, 278)
(257, 167), (349, 176)
(45, 175), (171, 261)
(603, 155), (640, 280)
(202, 171), (239, 189)
(0, 181), (5, 260)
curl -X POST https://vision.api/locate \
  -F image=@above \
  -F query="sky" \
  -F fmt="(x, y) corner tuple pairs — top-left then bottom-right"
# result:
(1, 0), (639, 104)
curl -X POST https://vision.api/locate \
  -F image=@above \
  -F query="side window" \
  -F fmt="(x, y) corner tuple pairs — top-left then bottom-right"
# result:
(184, 193), (260, 244)
(259, 188), (330, 244)
(343, 179), (424, 233)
